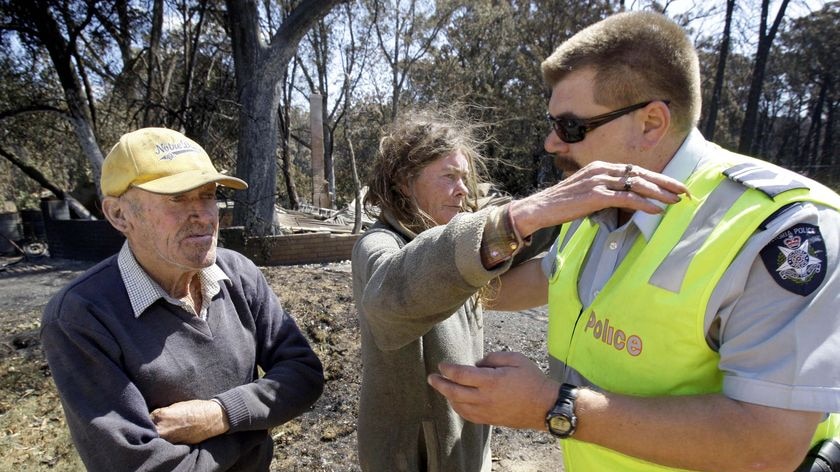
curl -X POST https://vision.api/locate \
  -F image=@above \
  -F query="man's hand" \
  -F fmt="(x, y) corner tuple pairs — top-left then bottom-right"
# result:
(427, 351), (559, 430)
(150, 399), (230, 444)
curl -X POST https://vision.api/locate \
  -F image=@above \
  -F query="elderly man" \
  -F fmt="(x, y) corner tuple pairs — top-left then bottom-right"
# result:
(429, 11), (840, 472)
(41, 127), (323, 471)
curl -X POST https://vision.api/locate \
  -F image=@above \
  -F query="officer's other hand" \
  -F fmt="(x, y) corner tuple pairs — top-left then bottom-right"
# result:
(428, 351), (559, 431)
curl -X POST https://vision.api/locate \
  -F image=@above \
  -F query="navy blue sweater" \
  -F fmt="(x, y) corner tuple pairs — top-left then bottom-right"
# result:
(41, 248), (324, 471)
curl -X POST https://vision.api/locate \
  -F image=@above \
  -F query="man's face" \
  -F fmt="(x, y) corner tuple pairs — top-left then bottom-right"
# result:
(122, 183), (219, 274)
(544, 68), (639, 173)
(407, 150), (471, 226)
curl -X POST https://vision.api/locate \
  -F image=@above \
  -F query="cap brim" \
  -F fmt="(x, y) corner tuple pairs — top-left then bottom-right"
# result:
(133, 170), (248, 195)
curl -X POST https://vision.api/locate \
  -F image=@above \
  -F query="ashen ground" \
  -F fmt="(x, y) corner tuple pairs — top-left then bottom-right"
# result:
(0, 256), (563, 471)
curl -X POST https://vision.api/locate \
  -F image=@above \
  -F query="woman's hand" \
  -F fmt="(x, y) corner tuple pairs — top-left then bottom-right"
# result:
(509, 161), (689, 238)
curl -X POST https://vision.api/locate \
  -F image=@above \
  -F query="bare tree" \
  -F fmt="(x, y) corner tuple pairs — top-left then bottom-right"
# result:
(143, 0), (164, 126)
(369, 0), (453, 122)
(5, 0), (105, 182)
(0, 145), (92, 218)
(92, 0), (146, 109)
(279, 61), (302, 210)
(295, 1), (372, 208)
(737, 0), (790, 155)
(703, 0), (736, 141)
(346, 134), (363, 234)
(225, 0), (344, 235)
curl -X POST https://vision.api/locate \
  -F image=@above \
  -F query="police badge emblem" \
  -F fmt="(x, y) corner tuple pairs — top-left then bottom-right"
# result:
(760, 223), (827, 296)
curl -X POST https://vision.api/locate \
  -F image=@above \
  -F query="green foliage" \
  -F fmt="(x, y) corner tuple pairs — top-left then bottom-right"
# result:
(0, 0), (240, 210)
(334, 101), (392, 207)
(697, 47), (753, 150)
(408, 0), (615, 195)
(769, 2), (840, 180)
(1, 0), (838, 214)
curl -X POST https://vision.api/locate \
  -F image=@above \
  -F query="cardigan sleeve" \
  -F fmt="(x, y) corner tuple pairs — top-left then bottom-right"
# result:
(212, 254), (325, 433)
(352, 209), (514, 351)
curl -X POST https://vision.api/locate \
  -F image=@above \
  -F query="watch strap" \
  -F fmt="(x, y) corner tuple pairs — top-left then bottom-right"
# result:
(559, 383), (578, 401)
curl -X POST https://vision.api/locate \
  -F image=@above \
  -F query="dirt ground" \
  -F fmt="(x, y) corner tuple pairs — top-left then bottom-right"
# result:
(0, 255), (562, 471)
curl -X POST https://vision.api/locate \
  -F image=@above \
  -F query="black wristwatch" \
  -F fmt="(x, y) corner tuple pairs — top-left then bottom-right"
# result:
(545, 383), (578, 438)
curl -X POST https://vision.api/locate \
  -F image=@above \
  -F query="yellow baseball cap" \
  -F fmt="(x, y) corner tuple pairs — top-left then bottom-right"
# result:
(101, 127), (248, 197)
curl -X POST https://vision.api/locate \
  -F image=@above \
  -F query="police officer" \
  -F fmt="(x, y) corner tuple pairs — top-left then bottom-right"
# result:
(428, 11), (840, 472)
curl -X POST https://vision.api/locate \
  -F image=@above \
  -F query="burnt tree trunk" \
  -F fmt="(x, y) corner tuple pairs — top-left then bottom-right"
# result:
(226, 0), (343, 235)
(347, 136), (363, 235)
(703, 0), (735, 140)
(0, 146), (93, 219)
(738, 0), (790, 155)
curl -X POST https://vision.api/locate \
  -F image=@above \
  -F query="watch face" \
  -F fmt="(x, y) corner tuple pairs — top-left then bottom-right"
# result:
(549, 416), (571, 433)
(547, 384), (578, 438)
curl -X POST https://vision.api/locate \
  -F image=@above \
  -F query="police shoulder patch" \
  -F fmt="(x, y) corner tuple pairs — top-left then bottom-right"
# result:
(760, 223), (827, 296)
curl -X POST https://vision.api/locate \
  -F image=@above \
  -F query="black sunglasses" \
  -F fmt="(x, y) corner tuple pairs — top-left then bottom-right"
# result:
(546, 100), (670, 143)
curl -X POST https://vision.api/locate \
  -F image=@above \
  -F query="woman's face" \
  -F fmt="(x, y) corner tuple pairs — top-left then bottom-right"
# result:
(407, 150), (471, 226)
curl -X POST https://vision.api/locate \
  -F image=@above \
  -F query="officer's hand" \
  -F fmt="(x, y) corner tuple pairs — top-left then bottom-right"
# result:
(150, 399), (230, 444)
(427, 351), (559, 431)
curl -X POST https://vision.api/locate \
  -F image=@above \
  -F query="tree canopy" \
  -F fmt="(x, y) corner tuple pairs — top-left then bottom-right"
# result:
(1, 0), (837, 234)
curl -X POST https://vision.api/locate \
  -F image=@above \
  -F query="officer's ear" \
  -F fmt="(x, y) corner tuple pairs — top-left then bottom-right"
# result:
(102, 196), (131, 234)
(638, 100), (671, 151)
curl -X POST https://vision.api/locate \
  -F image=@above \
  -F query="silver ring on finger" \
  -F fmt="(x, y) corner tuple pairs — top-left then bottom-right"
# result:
(623, 164), (633, 177)
(622, 176), (633, 192)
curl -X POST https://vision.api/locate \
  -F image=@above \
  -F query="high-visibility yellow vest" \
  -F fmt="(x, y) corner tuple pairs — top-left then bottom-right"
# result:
(547, 154), (840, 471)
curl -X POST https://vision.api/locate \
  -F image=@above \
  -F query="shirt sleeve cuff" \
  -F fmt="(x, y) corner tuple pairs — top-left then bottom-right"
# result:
(480, 204), (530, 268)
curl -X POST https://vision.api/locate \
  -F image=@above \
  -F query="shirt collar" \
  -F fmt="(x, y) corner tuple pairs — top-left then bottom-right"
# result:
(630, 128), (706, 240)
(117, 242), (229, 318)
